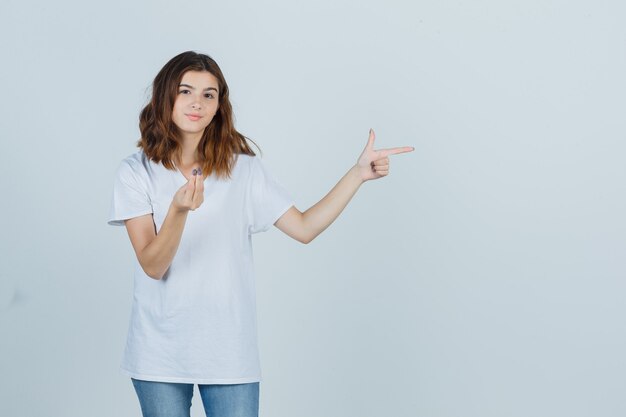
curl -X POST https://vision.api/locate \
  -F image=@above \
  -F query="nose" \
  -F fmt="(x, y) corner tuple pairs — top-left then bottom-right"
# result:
(190, 94), (202, 110)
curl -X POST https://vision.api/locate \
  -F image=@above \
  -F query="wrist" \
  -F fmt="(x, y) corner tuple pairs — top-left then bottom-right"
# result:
(350, 164), (366, 184)
(168, 202), (191, 217)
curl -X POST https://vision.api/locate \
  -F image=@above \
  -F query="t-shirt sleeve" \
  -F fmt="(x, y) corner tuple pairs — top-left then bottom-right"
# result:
(247, 157), (295, 234)
(108, 159), (153, 226)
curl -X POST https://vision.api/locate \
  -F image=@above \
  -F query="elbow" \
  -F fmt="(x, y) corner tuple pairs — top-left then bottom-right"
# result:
(146, 271), (164, 280)
(300, 232), (316, 245)
(140, 263), (165, 280)
(300, 224), (324, 244)
(289, 233), (312, 245)
(136, 253), (166, 280)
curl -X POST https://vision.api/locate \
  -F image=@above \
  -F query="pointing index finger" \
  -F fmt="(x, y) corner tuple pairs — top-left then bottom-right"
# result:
(379, 146), (415, 157)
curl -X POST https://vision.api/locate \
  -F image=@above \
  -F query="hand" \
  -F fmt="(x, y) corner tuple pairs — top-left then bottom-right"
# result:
(355, 129), (414, 182)
(171, 169), (205, 212)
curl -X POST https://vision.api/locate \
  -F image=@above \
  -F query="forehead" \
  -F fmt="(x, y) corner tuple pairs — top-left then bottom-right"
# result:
(179, 71), (219, 90)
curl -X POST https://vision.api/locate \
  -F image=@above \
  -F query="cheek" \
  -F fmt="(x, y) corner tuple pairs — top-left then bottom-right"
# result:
(203, 116), (214, 128)
(207, 102), (219, 117)
(174, 96), (188, 110)
(171, 114), (184, 130)
(171, 104), (187, 127)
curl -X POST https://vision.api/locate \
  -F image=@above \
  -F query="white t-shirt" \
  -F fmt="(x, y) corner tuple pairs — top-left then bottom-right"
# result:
(108, 150), (294, 384)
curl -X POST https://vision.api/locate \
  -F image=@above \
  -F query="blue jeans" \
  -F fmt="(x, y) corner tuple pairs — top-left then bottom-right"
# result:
(131, 378), (259, 417)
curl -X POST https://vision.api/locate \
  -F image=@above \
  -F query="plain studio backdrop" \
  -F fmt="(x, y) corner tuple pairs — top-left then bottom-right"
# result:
(0, 0), (624, 416)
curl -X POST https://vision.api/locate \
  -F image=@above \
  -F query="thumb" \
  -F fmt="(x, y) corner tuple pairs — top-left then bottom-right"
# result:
(183, 174), (195, 194)
(366, 128), (376, 149)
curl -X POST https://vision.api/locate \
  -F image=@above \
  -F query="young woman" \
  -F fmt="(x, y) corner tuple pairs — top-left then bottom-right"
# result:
(108, 51), (413, 417)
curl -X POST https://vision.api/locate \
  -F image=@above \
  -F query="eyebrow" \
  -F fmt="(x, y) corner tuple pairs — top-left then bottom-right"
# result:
(179, 83), (218, 92)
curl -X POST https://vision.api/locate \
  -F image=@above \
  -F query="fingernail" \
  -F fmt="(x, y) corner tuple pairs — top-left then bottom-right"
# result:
(192, 169), (198, 176)
(197, 169), (202, 175)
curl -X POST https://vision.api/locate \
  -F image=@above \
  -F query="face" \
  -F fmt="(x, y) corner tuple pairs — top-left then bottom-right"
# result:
(172, 70), (220, 141)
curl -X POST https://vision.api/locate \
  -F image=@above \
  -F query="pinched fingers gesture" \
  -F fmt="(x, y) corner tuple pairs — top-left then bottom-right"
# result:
(355, 129), (414, 182)
(172, 169), (205, 212)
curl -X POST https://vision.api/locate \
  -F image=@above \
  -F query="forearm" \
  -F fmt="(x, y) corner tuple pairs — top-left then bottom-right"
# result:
(302, 165), (364, 242)
(138, 205), (189, 279)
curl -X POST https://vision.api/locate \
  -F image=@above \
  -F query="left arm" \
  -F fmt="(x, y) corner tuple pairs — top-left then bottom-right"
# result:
(275, 165), (363, 244)
(274, 129), (414, 244)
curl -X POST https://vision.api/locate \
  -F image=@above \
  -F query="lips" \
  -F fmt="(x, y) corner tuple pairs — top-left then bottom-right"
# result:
(186, 114), (202, 121)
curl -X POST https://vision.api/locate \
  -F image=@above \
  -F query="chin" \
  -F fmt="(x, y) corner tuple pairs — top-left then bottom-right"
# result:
(179, 123), (208, 134)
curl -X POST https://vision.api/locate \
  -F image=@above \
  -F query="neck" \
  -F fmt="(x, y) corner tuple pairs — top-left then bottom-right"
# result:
(178, 132), (203, 167)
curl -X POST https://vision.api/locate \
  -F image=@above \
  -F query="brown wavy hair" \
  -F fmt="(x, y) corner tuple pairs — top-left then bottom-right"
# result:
(138, 51), (259, 179)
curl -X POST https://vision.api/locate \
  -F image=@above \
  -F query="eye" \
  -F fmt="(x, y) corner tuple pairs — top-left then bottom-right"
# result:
(178, 89), (191, 95)
(204, 93), (215, 99)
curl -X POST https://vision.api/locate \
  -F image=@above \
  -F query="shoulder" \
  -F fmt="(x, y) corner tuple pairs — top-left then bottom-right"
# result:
(230, 154), (265, 189)
(234, 153), (257, 165)
(233, 153), (261, 175)
(114, 150), (153, 183)
(120, 150), (149, 168)
(118, 150), (151, 171)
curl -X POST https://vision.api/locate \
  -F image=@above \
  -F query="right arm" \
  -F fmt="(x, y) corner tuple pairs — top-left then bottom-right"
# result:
(124, 172), (204, 280)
